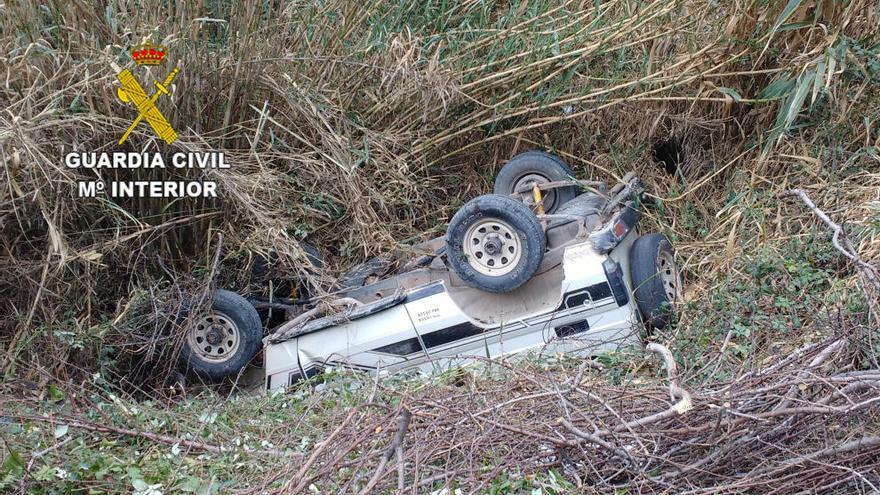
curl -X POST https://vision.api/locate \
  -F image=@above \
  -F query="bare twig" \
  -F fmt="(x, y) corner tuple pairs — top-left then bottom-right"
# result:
(358, 408), (412, 495)
(779, 189), (880, 292)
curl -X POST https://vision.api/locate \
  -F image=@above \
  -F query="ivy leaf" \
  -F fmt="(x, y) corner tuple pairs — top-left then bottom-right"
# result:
(177, 477), (202, 492)
(48, 384), (65, 402)
(2, 447), (24, 475)
(53, 424), (69, 438)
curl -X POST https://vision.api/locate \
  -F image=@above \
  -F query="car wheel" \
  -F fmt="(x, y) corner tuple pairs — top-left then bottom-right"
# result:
(181, 290), (263, 380)
(493, 150), (578, 214)
(446, 194), (545, 293)
(629, 233), (681, 331)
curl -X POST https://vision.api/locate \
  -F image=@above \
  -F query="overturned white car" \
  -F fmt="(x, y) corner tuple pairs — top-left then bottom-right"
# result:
(180, 152), (682, 390)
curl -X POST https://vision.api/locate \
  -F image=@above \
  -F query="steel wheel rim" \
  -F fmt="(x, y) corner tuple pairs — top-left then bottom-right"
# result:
(463, 218), (522, 276)
(513, 173), (556, 212)
(658, 251), (681, 302)
(187, 311), (241, 362)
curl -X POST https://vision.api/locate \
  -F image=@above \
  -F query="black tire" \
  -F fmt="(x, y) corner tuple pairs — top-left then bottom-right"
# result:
(630, 234), (680, 331)
(551, 192), (607, 227)
(446, 194), (545, 293)
(181, 290), (263, 380)
(555, 192), (607, 216)
(493, 150), (578, 214)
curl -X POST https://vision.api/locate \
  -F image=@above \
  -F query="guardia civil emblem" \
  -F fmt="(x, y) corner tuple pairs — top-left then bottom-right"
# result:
(116, 41), (180, 145)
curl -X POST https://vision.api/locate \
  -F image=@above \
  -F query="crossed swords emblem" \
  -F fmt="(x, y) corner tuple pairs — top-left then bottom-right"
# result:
(116, 66), (180, 145)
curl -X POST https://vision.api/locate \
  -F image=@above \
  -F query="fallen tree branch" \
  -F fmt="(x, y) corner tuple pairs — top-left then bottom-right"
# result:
(561, 419), (633, 465)
(775, 338), (845, 411)
(784, 435), (880, 464)
(359, 408), (412, 495)
(779, 189), (880, 292)
(603, 343), (693, 434)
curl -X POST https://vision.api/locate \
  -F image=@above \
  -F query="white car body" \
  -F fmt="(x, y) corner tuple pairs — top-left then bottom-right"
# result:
(264, 227), (642, 390)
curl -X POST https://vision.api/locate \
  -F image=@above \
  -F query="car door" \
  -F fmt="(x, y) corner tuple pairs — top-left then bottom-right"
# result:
(296, 301), (425, 374)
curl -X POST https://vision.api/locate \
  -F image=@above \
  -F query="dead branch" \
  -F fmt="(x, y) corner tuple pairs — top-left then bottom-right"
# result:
(244, 335), (879, 493)
(358, 408), (412, 495)
(779, 189), (880, 292)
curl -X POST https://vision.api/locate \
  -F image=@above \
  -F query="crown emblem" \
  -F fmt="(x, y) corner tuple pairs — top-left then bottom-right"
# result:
(130, 41), (167, 66)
